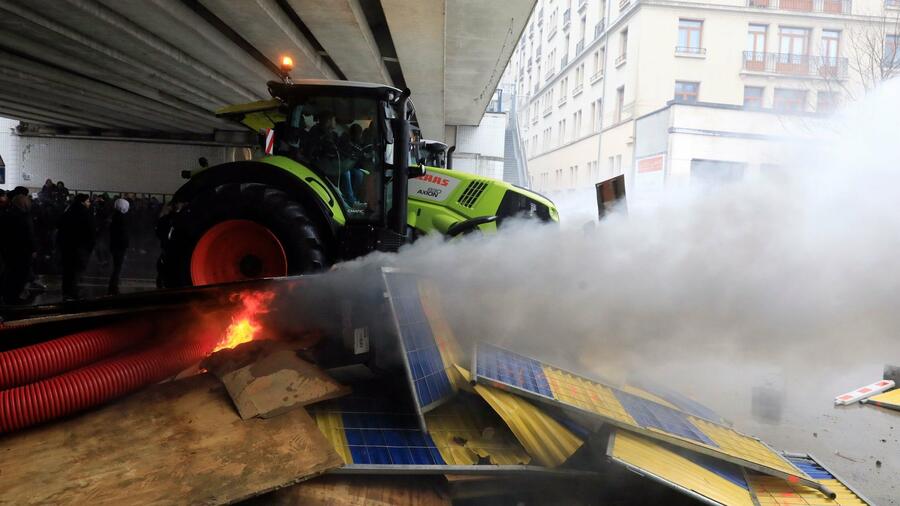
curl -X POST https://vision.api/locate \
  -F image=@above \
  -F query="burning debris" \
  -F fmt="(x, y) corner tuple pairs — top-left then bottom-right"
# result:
(213, 290), (276, 353)
(0, 269), (878, 505)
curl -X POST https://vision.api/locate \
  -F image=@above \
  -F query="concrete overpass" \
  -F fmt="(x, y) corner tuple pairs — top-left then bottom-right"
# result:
(0, 0), (534, 142)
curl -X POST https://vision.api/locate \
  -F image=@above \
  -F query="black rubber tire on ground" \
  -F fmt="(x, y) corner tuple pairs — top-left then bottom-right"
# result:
(158, 183), (327, 287)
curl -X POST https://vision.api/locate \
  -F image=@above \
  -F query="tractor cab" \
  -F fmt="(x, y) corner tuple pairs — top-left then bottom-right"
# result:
(217, 81), (425, 228)
(419, 140), (448, 169)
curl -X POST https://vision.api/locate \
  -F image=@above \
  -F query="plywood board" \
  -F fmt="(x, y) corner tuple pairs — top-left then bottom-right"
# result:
(256, 475), (450, 506)
(0, 374), (342, 505)
(204, 342), (350, 419)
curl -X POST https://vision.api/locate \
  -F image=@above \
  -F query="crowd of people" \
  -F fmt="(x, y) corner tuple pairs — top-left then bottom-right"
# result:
(0, 179), (165, 304)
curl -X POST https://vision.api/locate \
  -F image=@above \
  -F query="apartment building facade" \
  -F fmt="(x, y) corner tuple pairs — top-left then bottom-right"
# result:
(512, 0), (899, 194)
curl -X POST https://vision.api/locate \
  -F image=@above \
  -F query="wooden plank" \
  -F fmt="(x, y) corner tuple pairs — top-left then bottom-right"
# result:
(0, 374), (342, 505)
(203, 342), (350, 420)
(253, 475), (450, 506)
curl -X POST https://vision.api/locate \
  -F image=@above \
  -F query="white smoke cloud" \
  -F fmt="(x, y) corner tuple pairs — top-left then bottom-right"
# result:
(343, 80), (900, 502)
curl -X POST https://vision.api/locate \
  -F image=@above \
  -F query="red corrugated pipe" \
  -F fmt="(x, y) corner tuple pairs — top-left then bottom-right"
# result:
(0, 320), (153, 390)
(0, 334), (216, 434)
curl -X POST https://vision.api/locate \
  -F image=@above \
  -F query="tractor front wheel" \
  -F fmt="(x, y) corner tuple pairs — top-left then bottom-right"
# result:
(159, 183), (327, 287)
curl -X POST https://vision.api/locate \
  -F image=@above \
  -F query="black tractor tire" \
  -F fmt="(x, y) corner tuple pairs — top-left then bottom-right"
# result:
(158, 182), (328, 287)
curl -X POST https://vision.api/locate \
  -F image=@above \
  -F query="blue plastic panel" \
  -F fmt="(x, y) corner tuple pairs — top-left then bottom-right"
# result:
(785, 456), (833, 480)
(384, 271), (454, 412)
(679, 450), (749, 489)
(334, 396), (446, 466)
(475, 342), (553, 398)
(631, 381), (723, 422)
(613, 390), (718, 447)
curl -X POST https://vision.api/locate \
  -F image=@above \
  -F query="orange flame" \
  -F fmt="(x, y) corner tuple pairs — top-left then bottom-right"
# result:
(213, 290), (276, 353)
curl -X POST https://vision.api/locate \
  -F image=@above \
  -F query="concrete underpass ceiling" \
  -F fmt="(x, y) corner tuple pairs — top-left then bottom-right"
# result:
(0, 0), (534, 141)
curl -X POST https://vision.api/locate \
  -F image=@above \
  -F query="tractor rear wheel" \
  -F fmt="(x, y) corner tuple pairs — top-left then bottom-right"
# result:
(159, 183), (327, 287)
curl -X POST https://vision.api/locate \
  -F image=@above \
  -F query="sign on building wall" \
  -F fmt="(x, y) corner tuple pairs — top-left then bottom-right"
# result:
(634, 153), (665, 192)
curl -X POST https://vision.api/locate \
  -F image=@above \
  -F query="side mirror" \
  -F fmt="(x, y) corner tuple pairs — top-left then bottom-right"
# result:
(408, 164), (426, 179)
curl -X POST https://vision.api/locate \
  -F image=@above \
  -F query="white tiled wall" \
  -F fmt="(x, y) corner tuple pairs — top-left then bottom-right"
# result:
(0, 118), (19, 188)
(0, 117), (235, 194)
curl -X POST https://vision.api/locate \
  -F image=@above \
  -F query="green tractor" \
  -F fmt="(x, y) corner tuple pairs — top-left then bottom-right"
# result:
(157, 79), (558, 287)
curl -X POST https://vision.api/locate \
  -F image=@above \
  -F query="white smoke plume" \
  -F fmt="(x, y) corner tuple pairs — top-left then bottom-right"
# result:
(344, 80), (900, 503)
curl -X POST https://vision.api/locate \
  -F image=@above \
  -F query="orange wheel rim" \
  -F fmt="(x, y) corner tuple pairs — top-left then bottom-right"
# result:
(190, 219), (288, 285)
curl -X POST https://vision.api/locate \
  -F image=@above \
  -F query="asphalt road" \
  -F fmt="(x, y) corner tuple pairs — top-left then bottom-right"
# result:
(726, 364), (897, 506)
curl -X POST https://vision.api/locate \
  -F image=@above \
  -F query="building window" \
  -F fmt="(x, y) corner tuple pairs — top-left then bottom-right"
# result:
(773, 88), (806, 112)
(677, 19), (703, 54)
(817, 91), (839, 113)
(777, 27), (811, 74)
(886, 35), (900, 66)
(591, 99), (602, 131)
(674, 81), (700, 103)
(558, 119), (567, 144)
(691, 159), (746, 187)
(822, 30), (840, 60)
(746, 24), (767, 70)
(820, 30), (841, 76)
(743, 86), (764, 109)
(573, 109), (582, 138)
(615, 86), (625, 122)
(779, 27), (809, 55)
(618, 29), (628, 64)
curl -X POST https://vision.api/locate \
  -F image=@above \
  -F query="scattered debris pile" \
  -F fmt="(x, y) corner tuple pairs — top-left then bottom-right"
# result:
(0, 269), (876, 505)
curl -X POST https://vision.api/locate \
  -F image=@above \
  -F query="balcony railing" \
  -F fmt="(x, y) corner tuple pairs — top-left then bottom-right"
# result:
(558, 94), (568, 106)
(620, 0), (631, 9)
(548, 24), (558, 39)
(615, 53), (626, 66)
(675, 46), (707, 56)
(543, 104), (553, 116)
(576, 39), (585, 55)
(747, 0), (851, 14)
(545, 67), (556, 80)
(573, 83), (584, 96)
(563, 8), (571, 28)
(590, 70), (604, 83)
(560, 54), (569, 70)
(595, 20), (605, 39)
(742, 51), (849, 79)
(578, 0), (588, 12)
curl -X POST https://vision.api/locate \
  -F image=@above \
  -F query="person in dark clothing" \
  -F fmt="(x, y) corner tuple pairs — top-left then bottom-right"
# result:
(55, 181), (70, 203)
(0, 194), (36, 304)
(107, 198), (130, 295)
(10, 186), (29, 198)
(38, 179), (57, 202)
(57, 194), (94, 300)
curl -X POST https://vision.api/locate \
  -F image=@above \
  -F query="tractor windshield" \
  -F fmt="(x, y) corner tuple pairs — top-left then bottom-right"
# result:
(273, 95), (385, 219)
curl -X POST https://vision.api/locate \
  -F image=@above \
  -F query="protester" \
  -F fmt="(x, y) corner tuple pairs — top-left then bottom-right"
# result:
(55, 181), (70, 203)
(38, 179), (57, 202)
(107, 198), (130, 295)
(0, 194), (36, 304)
(57, 194), (94, 300)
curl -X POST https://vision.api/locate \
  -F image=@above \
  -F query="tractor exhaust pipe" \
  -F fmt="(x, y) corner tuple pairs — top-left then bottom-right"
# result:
(447, 145), (456, 169)
(391, 88), (412, 236)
